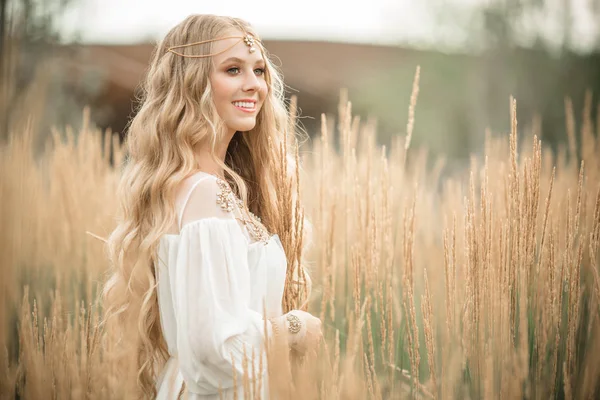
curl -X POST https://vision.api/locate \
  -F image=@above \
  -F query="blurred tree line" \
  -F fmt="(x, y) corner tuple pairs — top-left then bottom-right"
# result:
(471, 0), (600, 151)
(354, 0), (600, 163)
(0, 0), (99, 146)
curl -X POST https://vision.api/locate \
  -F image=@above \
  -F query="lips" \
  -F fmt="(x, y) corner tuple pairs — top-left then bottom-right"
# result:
(232, 100), (257, 112)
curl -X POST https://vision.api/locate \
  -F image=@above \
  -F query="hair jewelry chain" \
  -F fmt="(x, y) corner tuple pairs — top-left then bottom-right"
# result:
(167, 34), (261, 58)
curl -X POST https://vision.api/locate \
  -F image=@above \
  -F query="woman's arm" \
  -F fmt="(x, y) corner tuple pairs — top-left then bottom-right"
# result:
(169, 177), (274, 394)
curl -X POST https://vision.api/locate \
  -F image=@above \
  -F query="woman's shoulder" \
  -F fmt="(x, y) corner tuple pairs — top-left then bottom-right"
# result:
(181, 170), (219, 190)
(175, 171), (236, 227)
(175, 171), (219, 204)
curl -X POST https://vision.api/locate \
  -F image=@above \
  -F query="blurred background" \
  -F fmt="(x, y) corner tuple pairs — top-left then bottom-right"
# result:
(0, 0), (599, 162)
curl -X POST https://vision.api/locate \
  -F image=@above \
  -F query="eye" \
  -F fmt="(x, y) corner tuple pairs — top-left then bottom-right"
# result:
(227, 67), (240, 75)
(254, 68), (265, 76)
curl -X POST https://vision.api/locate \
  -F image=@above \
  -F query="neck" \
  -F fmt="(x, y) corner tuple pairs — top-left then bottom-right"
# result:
(193, 130), (236, 177)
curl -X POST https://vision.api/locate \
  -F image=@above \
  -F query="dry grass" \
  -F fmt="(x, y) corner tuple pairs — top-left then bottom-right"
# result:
(1, 73), (600, 399)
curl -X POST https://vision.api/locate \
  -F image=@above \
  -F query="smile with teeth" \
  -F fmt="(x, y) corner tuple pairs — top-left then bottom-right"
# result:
(232, 101), (256, 111)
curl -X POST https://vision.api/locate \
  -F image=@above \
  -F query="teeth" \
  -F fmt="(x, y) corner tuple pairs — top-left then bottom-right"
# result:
(233, 101), (255, 109)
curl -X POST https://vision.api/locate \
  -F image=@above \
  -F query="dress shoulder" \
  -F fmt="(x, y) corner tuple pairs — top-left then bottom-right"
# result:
(177, 173), (239, 228)
(175, 172), (271, 244)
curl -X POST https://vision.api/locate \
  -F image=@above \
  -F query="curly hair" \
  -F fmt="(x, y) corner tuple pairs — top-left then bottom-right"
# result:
(101, 14), (310, 398)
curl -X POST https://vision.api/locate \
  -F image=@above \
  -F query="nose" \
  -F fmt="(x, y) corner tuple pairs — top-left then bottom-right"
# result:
(242, 70), (260, 92)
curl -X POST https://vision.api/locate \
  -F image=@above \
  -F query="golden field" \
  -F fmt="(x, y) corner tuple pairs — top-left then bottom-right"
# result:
(1, 76), (600, 399)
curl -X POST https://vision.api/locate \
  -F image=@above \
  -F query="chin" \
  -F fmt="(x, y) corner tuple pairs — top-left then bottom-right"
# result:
(229, 120), (257, 132)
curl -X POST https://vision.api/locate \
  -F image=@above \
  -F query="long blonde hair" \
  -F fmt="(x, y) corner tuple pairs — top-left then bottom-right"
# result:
(102, 15), (309, 398)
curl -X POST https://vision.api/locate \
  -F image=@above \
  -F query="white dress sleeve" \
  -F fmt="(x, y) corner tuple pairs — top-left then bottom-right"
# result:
(170, 176), (273, 395)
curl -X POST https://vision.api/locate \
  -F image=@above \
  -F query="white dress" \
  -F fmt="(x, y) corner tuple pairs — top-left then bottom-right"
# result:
(154, 172), (288, 399)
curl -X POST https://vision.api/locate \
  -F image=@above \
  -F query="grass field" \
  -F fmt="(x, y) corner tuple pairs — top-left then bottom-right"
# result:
(1, 82), (599, 399)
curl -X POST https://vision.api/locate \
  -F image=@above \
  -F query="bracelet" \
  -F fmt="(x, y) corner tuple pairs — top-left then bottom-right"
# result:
(286, 313), (302, 334)
(269, 313), (303, 335)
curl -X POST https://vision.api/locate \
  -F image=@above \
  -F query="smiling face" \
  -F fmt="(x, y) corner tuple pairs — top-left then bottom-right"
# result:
(209, 30), (268, 135)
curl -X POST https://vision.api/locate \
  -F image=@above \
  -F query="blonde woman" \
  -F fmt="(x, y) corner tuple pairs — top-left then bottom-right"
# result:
(102, 15), (322, 399)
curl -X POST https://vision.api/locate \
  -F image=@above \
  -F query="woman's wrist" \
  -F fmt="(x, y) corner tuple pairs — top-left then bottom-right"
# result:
(285, 310), (306, 347)
(268, 311), (307, 348)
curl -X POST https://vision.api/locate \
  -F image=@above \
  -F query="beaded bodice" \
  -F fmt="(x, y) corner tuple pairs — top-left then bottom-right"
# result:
(214, 177), (271, 245)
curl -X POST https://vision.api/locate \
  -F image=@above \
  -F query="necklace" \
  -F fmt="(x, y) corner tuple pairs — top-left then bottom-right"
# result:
(214, 176), (271, 245)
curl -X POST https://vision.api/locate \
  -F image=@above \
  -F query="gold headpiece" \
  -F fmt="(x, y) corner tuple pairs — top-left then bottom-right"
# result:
(167, 33), (262, 58)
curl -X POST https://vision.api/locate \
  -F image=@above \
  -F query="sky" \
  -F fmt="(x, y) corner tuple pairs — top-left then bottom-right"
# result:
(59, 0), (599, 52)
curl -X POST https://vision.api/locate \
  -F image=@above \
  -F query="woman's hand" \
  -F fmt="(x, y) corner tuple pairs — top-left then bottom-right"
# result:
(286, 310), (322, 354)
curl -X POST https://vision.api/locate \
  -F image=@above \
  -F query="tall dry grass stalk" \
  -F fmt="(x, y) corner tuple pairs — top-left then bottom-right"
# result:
(2, 70), (600, 399)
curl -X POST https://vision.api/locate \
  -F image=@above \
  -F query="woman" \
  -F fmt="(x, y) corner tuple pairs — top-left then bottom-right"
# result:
(102, 14), (323, 399)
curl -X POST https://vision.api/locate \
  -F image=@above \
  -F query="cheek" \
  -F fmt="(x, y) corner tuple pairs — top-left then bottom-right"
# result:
(211, 76), (234, 103)
(259, 81), (268, 100)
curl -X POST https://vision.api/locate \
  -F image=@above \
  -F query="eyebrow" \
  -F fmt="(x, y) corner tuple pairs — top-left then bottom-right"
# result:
(219, 57), (265, 66)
